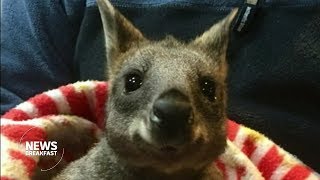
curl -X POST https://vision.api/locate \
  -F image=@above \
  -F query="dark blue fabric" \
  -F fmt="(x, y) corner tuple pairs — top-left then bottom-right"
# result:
(1, 0), (84, 112)
(1, 0), (320, 171)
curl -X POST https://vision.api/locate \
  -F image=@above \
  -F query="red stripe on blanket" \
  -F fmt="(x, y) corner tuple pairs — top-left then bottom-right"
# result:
(241, 136), (257, 158)
(1, 176), (14, 180)
(1, 125), (46, 143)
(9, 150), (37, 177)
(28, 94), (58, 116)
(257, 145), (283, 179)
(215, 160), (227, 178)
(2, 109), (31, 121)
(227, 120), (240, 141)
(282, 165), (312, 180)
(236, 166), (245, 180)
(95, 82), (108, 129)
(59, 85), (93, 121)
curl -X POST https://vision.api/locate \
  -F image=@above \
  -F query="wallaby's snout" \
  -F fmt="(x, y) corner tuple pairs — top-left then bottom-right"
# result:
(150, 89), (193, 148)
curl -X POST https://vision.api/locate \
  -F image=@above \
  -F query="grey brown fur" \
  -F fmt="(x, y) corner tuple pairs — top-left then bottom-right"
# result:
(55, 0), (237, 179)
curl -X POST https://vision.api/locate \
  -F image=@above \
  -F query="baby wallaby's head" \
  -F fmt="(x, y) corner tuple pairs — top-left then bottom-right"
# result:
(97, 0), (237, 174)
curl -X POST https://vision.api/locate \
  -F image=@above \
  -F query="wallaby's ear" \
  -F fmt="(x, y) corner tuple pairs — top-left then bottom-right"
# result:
(97, 0), (145, 66)
(192, 9), (238, 61)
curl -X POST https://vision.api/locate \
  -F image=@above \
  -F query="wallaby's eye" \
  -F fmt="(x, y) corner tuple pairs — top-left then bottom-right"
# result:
(199, 77), (217, 101)
(124, 72), (143, 93)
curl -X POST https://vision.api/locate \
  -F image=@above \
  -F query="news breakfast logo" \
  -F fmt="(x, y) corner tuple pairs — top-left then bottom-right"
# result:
(19, 127), (64, 171)
(25, 141), (58, 156)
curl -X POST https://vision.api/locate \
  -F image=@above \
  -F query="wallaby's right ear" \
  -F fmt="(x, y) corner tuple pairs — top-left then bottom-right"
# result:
(97, 0), (145, 64)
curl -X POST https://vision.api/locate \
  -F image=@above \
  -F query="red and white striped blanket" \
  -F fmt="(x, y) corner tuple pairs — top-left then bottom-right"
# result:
(1, 81), (319, 180)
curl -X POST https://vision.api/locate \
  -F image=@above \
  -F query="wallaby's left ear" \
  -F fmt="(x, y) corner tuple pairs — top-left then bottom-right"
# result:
(192, 9), (238, 60)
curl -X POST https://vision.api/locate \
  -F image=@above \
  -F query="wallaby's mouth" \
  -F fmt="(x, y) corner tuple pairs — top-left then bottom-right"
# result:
(114, 120), (226, 172)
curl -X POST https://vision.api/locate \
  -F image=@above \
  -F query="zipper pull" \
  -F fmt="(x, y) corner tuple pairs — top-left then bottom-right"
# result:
(233, 0), (260, 33)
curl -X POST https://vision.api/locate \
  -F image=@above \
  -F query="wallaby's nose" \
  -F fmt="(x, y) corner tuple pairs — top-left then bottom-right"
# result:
(150, 89), (192, 146)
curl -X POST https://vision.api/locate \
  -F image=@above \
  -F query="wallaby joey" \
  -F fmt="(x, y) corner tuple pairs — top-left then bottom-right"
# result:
(56, 0), (237, 179)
